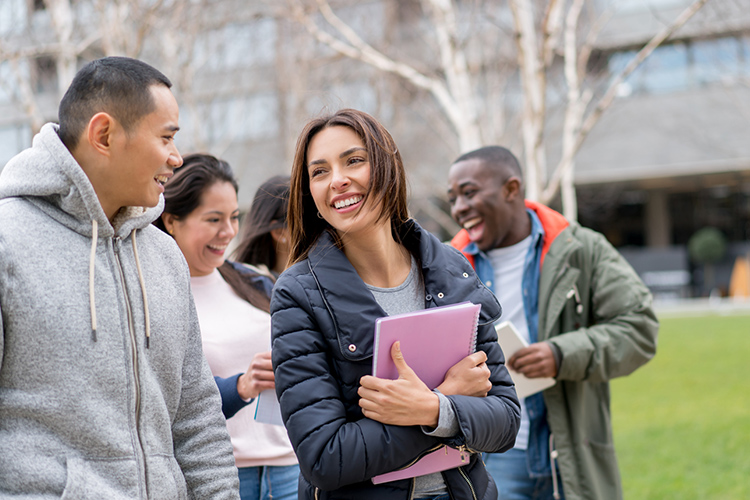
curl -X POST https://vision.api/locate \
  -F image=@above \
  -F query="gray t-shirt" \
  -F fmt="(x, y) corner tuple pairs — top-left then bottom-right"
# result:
(366, 255), (459, 498)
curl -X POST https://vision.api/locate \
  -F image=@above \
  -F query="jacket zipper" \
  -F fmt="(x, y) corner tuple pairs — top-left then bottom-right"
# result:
(113, 238), (148, 498)
(403, 444), (473, 500)
(394, 443), (446, 471)
(457, 466), (478, 500)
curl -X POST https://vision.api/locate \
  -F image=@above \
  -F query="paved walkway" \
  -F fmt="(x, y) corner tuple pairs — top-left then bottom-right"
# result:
(654, 297), (750, 318)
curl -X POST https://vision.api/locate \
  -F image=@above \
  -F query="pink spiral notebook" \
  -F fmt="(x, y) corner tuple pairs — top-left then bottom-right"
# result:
(370, 301), (481, 484)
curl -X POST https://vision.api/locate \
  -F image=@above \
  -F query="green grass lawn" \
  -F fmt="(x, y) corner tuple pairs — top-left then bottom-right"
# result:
(612, 313), (750, 499)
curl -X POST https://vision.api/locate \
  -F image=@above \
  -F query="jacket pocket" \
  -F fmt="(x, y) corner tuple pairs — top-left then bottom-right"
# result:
(578, 439), (621, 500)
(61, 456), (139, 500)
(146, 454), (190, 499)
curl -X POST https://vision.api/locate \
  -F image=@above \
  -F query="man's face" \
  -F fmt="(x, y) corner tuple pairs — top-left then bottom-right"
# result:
(448, 158), (516, 252)
(110, 85), (182, 211)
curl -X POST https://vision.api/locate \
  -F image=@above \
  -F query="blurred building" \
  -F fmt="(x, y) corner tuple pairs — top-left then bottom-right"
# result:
(1, 0), (749, 298)
(574, 0), (750, 298)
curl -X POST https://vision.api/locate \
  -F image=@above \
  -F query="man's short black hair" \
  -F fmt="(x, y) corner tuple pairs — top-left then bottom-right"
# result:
(453, 146), (523, 180)
(58, 57), (172, 150)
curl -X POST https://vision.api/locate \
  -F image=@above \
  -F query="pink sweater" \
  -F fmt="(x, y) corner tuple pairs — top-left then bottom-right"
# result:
(191, 270), (297, 468)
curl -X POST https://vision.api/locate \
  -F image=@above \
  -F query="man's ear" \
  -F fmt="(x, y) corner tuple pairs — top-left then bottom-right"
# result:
(503, 177), (523, 202)
(86, 112), (116, 156)
(162, 213), (177, 235)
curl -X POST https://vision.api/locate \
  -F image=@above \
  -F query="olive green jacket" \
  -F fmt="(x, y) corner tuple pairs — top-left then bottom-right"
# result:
(540, 217), (658, 500)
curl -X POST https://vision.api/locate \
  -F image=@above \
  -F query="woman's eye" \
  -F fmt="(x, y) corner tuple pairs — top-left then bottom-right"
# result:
(348, 157), (364, 166)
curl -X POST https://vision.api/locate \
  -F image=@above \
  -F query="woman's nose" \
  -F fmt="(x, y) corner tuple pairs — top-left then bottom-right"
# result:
(330, 166), (351, 190)
(221, 220), (237, 238)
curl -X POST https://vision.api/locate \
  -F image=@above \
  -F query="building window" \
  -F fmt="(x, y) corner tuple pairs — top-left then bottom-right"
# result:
(609, 35), (750, 96)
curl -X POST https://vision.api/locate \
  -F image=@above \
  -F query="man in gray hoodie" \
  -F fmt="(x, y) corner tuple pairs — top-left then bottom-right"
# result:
(0, 57), (240, 498)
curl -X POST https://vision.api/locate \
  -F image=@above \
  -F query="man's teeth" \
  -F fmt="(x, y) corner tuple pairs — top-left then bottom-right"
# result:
(155, 175), (169, 185)
(463, 218), (482, 230)
(334, 196), (363, 209)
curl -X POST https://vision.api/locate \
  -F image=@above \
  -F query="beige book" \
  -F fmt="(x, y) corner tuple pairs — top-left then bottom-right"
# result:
(495, 321), (556, 399)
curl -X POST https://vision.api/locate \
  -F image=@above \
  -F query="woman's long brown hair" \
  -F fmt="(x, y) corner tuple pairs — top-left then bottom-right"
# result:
(287, 109), (409, 265)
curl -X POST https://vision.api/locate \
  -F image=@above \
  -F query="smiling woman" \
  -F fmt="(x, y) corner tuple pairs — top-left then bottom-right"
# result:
(154, 154), (299, 500)
(270, 109), (521, 500)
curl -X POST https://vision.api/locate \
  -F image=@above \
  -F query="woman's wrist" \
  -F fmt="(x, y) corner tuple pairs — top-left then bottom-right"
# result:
(236, 372), (256, 401)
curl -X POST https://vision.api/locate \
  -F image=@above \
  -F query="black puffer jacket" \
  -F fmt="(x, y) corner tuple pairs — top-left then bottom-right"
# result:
(271, 220), (520, 500)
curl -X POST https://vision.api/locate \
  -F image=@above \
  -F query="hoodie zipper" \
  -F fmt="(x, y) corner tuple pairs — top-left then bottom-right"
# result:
(113, 237), (148, 497)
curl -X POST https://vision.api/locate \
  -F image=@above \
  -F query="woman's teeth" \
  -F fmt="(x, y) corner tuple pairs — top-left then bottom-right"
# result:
(334, 196), (363, 209)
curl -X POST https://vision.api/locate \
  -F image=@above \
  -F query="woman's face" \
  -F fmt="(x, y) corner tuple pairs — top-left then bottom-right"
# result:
(168, 181), (239, 277)
(306, 126), (383, 238)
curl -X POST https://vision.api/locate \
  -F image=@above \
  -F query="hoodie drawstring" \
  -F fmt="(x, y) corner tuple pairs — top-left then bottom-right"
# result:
(131, 229), (151, 348)
(89, 220), (98, 342)
(88, 223), (151, 348)
(549, 433), (561, 500)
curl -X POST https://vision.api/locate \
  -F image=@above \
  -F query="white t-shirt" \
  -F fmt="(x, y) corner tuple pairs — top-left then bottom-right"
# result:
(487, 235), (532, 450)
(190, 269), (297, 468)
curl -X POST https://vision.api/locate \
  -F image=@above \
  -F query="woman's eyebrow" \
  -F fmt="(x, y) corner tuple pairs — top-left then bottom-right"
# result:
(339, 147), (366, 158)
(308, 147), (367, 168)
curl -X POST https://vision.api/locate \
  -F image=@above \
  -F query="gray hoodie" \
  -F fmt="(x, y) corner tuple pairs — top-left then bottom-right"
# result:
(0, 124), (240, 499)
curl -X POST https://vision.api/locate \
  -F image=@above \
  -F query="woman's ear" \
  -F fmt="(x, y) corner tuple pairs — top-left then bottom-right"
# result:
(162, 213), (177, 236)
(270, 226), (288, 244)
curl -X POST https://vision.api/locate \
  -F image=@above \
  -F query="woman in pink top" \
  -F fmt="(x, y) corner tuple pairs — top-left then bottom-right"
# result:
(155, 154), (298, 500)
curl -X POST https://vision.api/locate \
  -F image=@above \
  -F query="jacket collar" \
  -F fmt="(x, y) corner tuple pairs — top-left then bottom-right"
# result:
(450, 200), (570, 269)
(305, 219), (501, 360)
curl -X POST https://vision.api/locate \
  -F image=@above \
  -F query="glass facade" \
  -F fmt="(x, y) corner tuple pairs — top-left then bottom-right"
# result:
(609, 35), (750, 96)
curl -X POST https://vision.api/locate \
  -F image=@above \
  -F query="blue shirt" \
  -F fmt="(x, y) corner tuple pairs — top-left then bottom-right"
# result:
(459, 209), (552, 476)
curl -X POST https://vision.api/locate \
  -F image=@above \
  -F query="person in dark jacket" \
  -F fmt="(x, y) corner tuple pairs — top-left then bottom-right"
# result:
(270, 108), (521, 500)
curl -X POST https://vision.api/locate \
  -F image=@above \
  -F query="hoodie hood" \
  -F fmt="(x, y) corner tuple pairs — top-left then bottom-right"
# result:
(0, 123), (164, 238)
(0, 122), (165, 345)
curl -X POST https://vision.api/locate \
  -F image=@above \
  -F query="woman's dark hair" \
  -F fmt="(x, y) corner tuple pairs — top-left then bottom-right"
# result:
(288, 108), (408, 265)
(153, 153), (238, 233)
(153, 153), (273, 312)
(232, 175), (290, 270)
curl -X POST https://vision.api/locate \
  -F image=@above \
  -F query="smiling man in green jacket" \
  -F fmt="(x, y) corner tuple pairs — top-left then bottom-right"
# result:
(448, 146), (658, 500)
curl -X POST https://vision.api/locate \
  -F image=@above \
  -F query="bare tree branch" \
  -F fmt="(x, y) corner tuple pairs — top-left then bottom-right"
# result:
(541, 0), (563, 66)
(541, 0), (709, 204)
(510, 0), (548, 200)
(421, 0), (481, 150)
(558, 0), (586, 219)
(290, 0), (480, 150)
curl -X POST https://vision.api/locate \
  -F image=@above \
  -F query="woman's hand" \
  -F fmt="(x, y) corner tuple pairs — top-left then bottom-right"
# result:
(358, 341), (440, 427)
(236, 350), (276, 400)
(436, 351), (491, 397)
